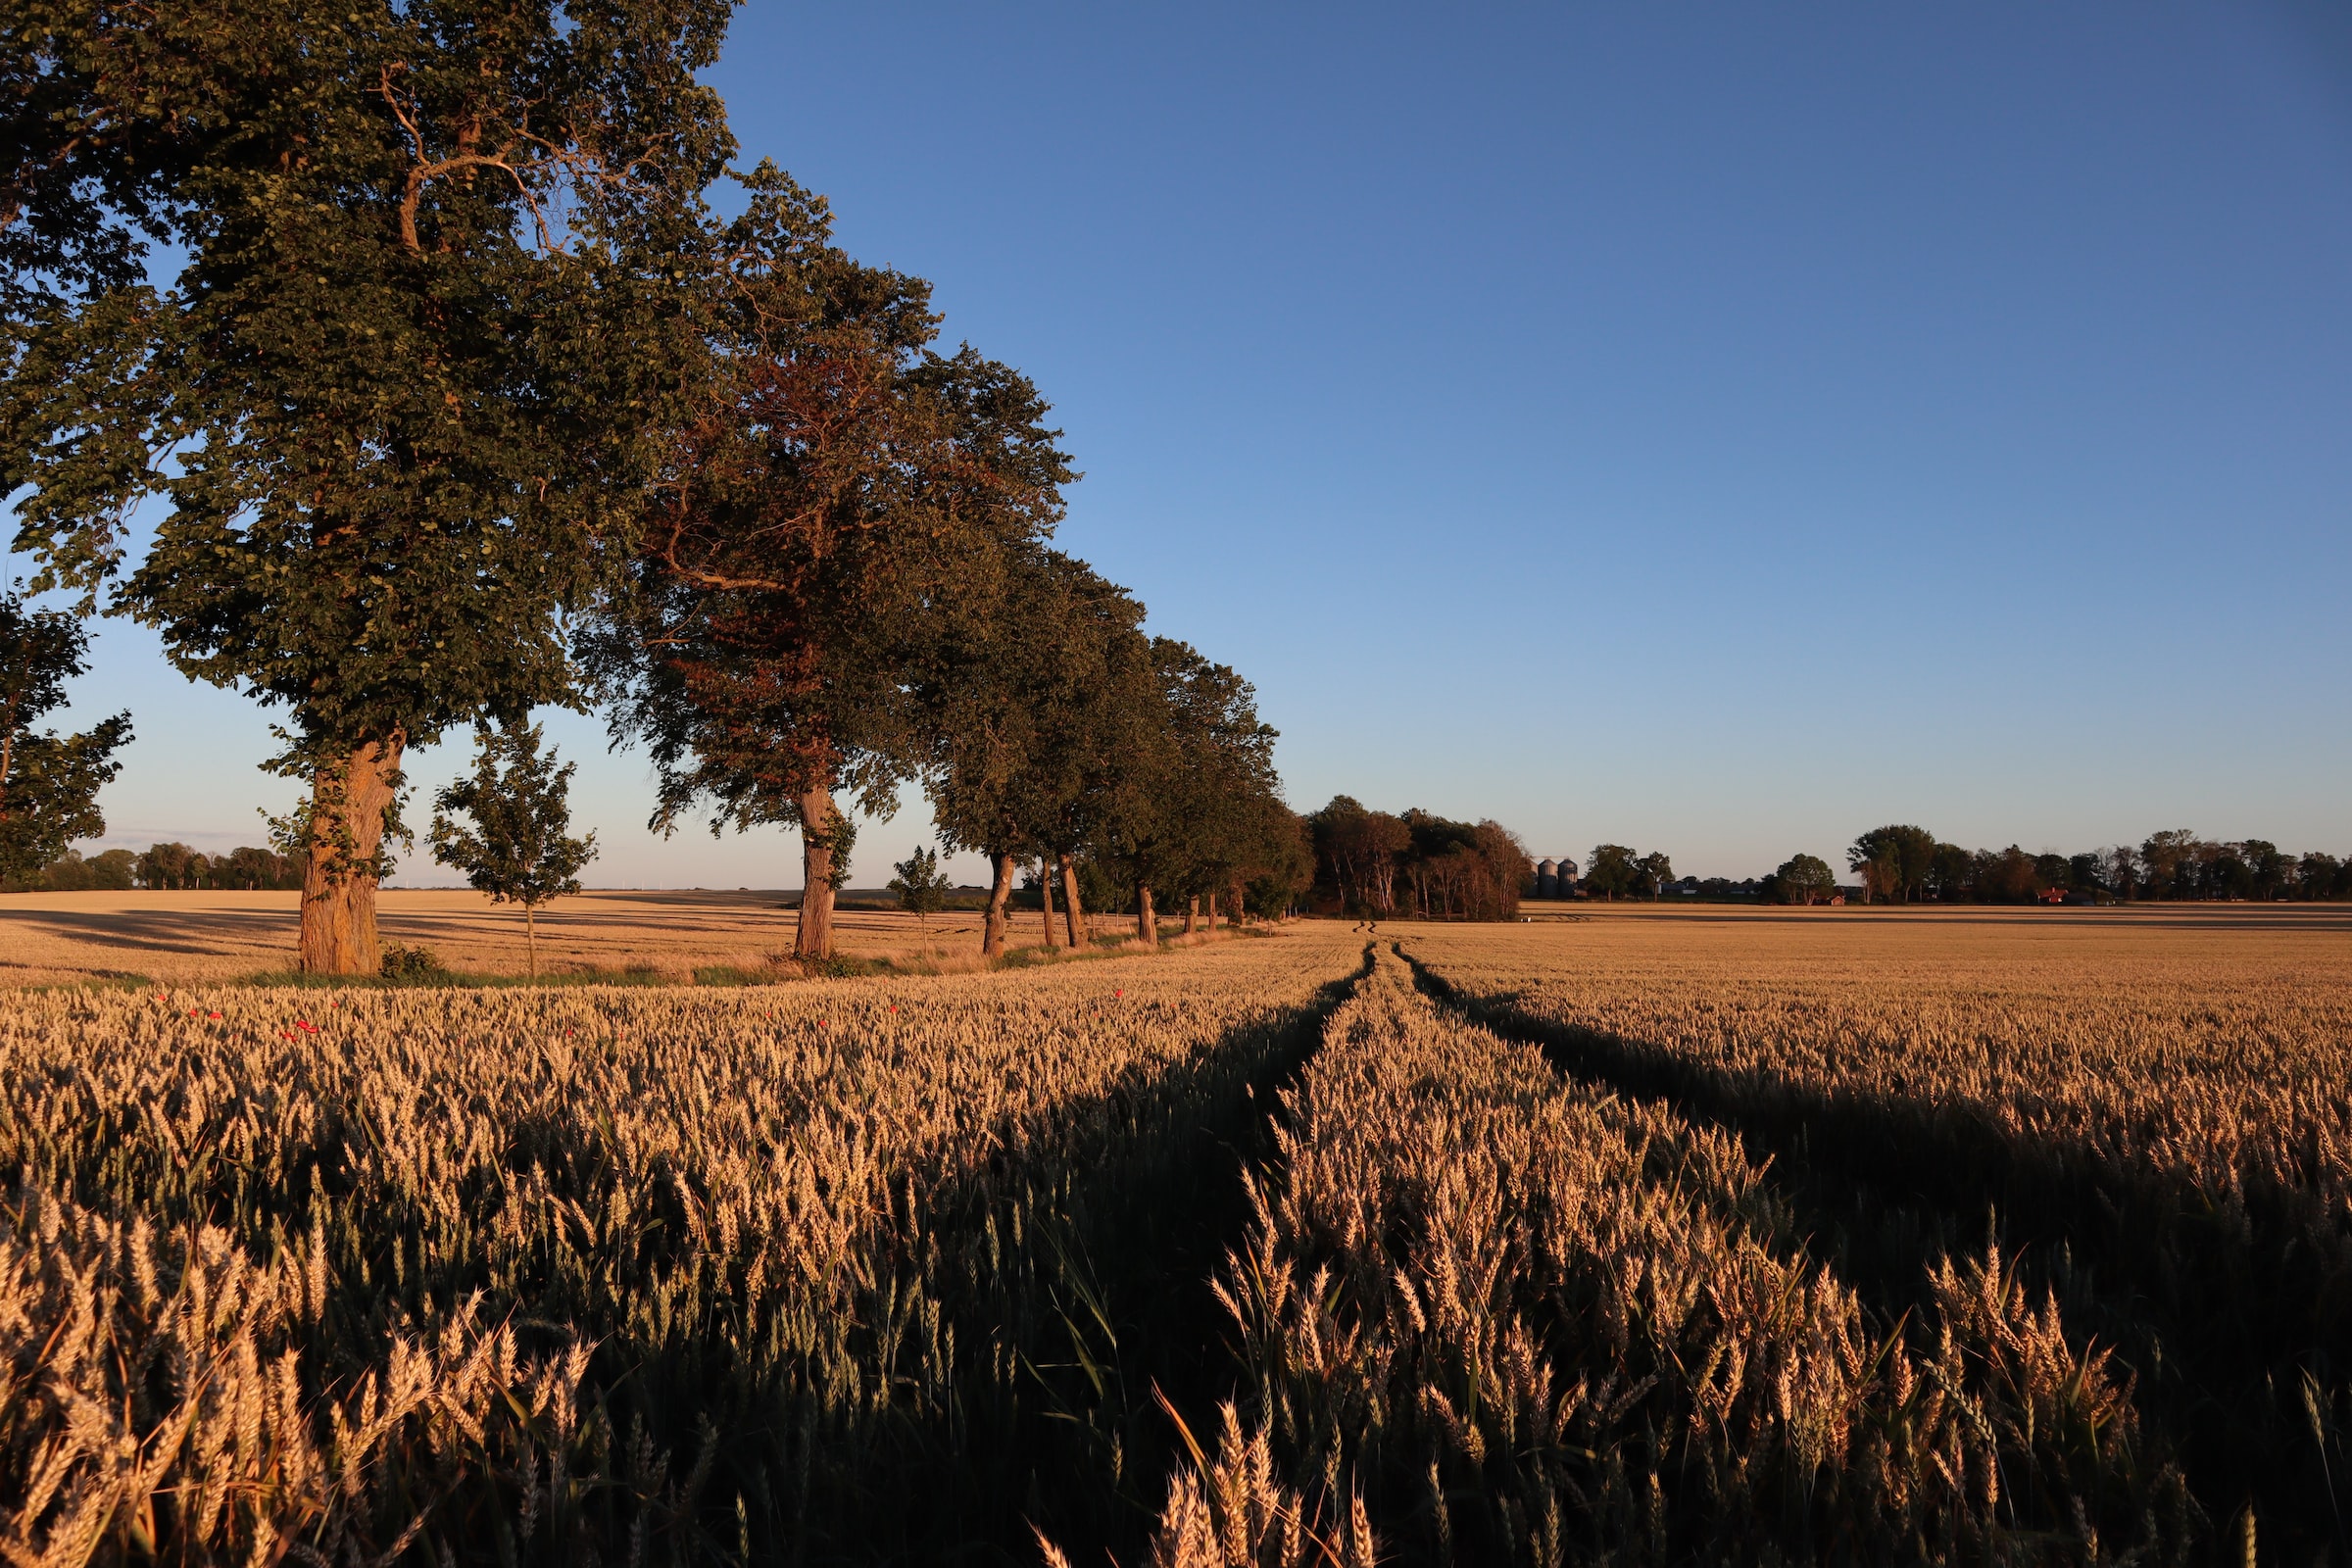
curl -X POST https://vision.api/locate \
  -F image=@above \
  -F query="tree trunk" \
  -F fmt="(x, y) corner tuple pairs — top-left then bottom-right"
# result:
(1057, 851), (1086, 951)
(299, 735), (405, 976)
(983, 852), (1015, 956)
(1205, 889), (1217, 932)
(1186, 895), (1199, 935)
(1041, 858), (1060, 948)
(525, 904), (538, 982)
(795, 782), (839, 960)
(1137, 885), (1157, 945)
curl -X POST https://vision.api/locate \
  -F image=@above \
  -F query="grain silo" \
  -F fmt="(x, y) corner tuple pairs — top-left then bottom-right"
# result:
(1536, 858), (1558, 899)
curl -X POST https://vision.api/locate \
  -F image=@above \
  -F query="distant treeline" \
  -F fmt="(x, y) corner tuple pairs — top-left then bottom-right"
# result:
(1546, 827), (2352, 906)
(1841, 825), (2352, 904)
(1306, 797), (1530, 920)
(3, 842), (303, 893)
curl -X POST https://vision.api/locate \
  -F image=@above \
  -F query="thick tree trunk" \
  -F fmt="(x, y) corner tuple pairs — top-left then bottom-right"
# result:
(1205, 889), (1218, 931)
(982, 852), (1015, 956)
(1041, 858), (1060, 948)
(1137, 885), (1157, 945)
(795, 782), (839, 960)
(1186, 895), (1199, 935)
(299, 735), (405, 976)
(1057, 851), (1086, 951)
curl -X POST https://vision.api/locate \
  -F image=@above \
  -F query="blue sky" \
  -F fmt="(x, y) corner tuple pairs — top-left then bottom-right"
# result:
(24, 1), (2352, 885)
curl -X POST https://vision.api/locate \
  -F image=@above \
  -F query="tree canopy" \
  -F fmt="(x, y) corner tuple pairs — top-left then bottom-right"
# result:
(1771, 853), (1838, 905)
(3, 11), (1369, 963)
(1303, 799), (1525, 920)
(1849, 824), (1937, 903)
(0, 590), (129, 882)
(589, 168), (1073, 958)
(909, 546), (1141, 952)
(4, 0), (735, 970)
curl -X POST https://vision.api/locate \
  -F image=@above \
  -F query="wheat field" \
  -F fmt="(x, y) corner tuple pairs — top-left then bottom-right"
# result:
(5, 907), (2345, 1563)
(0, 889), (1087, 988)
(1388, 907), (2352, 1565)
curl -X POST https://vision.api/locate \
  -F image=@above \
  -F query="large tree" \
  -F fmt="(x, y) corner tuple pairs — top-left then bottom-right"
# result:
(0, 590), (130, 882)
(913, 546), (1136, 956)
(1102, 637), (1281, 944)
(1848, 823), (1937, 904)
(591, 168), (1072, 959)
(1772, 852), (1838, 905)
(1309, 795), (1409, 917)
(1585, 843), (1639, 901)
(1637, 849), (1675, 901)
(1397, 809), (1528, 920)
(1014, 578), (1151, 954)
(1237, 795), (1314, 920)
(3, 1), (733, 971)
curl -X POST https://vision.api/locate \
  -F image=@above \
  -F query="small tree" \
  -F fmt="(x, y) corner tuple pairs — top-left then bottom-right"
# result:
(0, 592), (131, 885)
(889, 845), (953, 928)
(429, 722), (597, 981)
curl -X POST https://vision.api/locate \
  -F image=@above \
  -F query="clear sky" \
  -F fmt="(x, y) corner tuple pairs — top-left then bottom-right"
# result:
(23, 1), (2352, 886)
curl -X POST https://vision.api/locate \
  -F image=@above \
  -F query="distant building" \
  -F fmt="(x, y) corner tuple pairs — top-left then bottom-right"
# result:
(1536, 858), (1558, 898)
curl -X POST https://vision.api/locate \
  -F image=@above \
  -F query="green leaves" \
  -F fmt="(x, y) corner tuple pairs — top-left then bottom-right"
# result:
(594, 178), (1076, 844)
(427, 717), (596, 908)
(0, 590), (132, 881)
(889, 844), (952, 922)
(0, 713), (133, 882)
(6, 0), (737, 767)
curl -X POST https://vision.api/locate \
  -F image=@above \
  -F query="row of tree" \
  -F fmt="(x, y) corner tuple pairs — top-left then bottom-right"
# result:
(1580, 844), (1677, 902)
(1305, 798), (1530, 920)
(1525, 827), (2352, 907)
(1847, 825), (2352, 904)
(3, 4), (1301, 968)
(1, 841), (306, 893)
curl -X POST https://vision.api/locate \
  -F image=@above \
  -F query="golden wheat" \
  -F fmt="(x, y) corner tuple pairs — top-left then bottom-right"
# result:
(10, 909), (2341, 1563)
(1393, 912), (2352, 1561)
(1, 928), (1363, 1563)
(0, 888), (1093, 988)
(1134, 944), (2187, 1566)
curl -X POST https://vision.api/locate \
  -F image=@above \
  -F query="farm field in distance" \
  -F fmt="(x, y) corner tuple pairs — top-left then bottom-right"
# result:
(4, 906), (2345, 1563)
(0, 888), (1032, 988)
